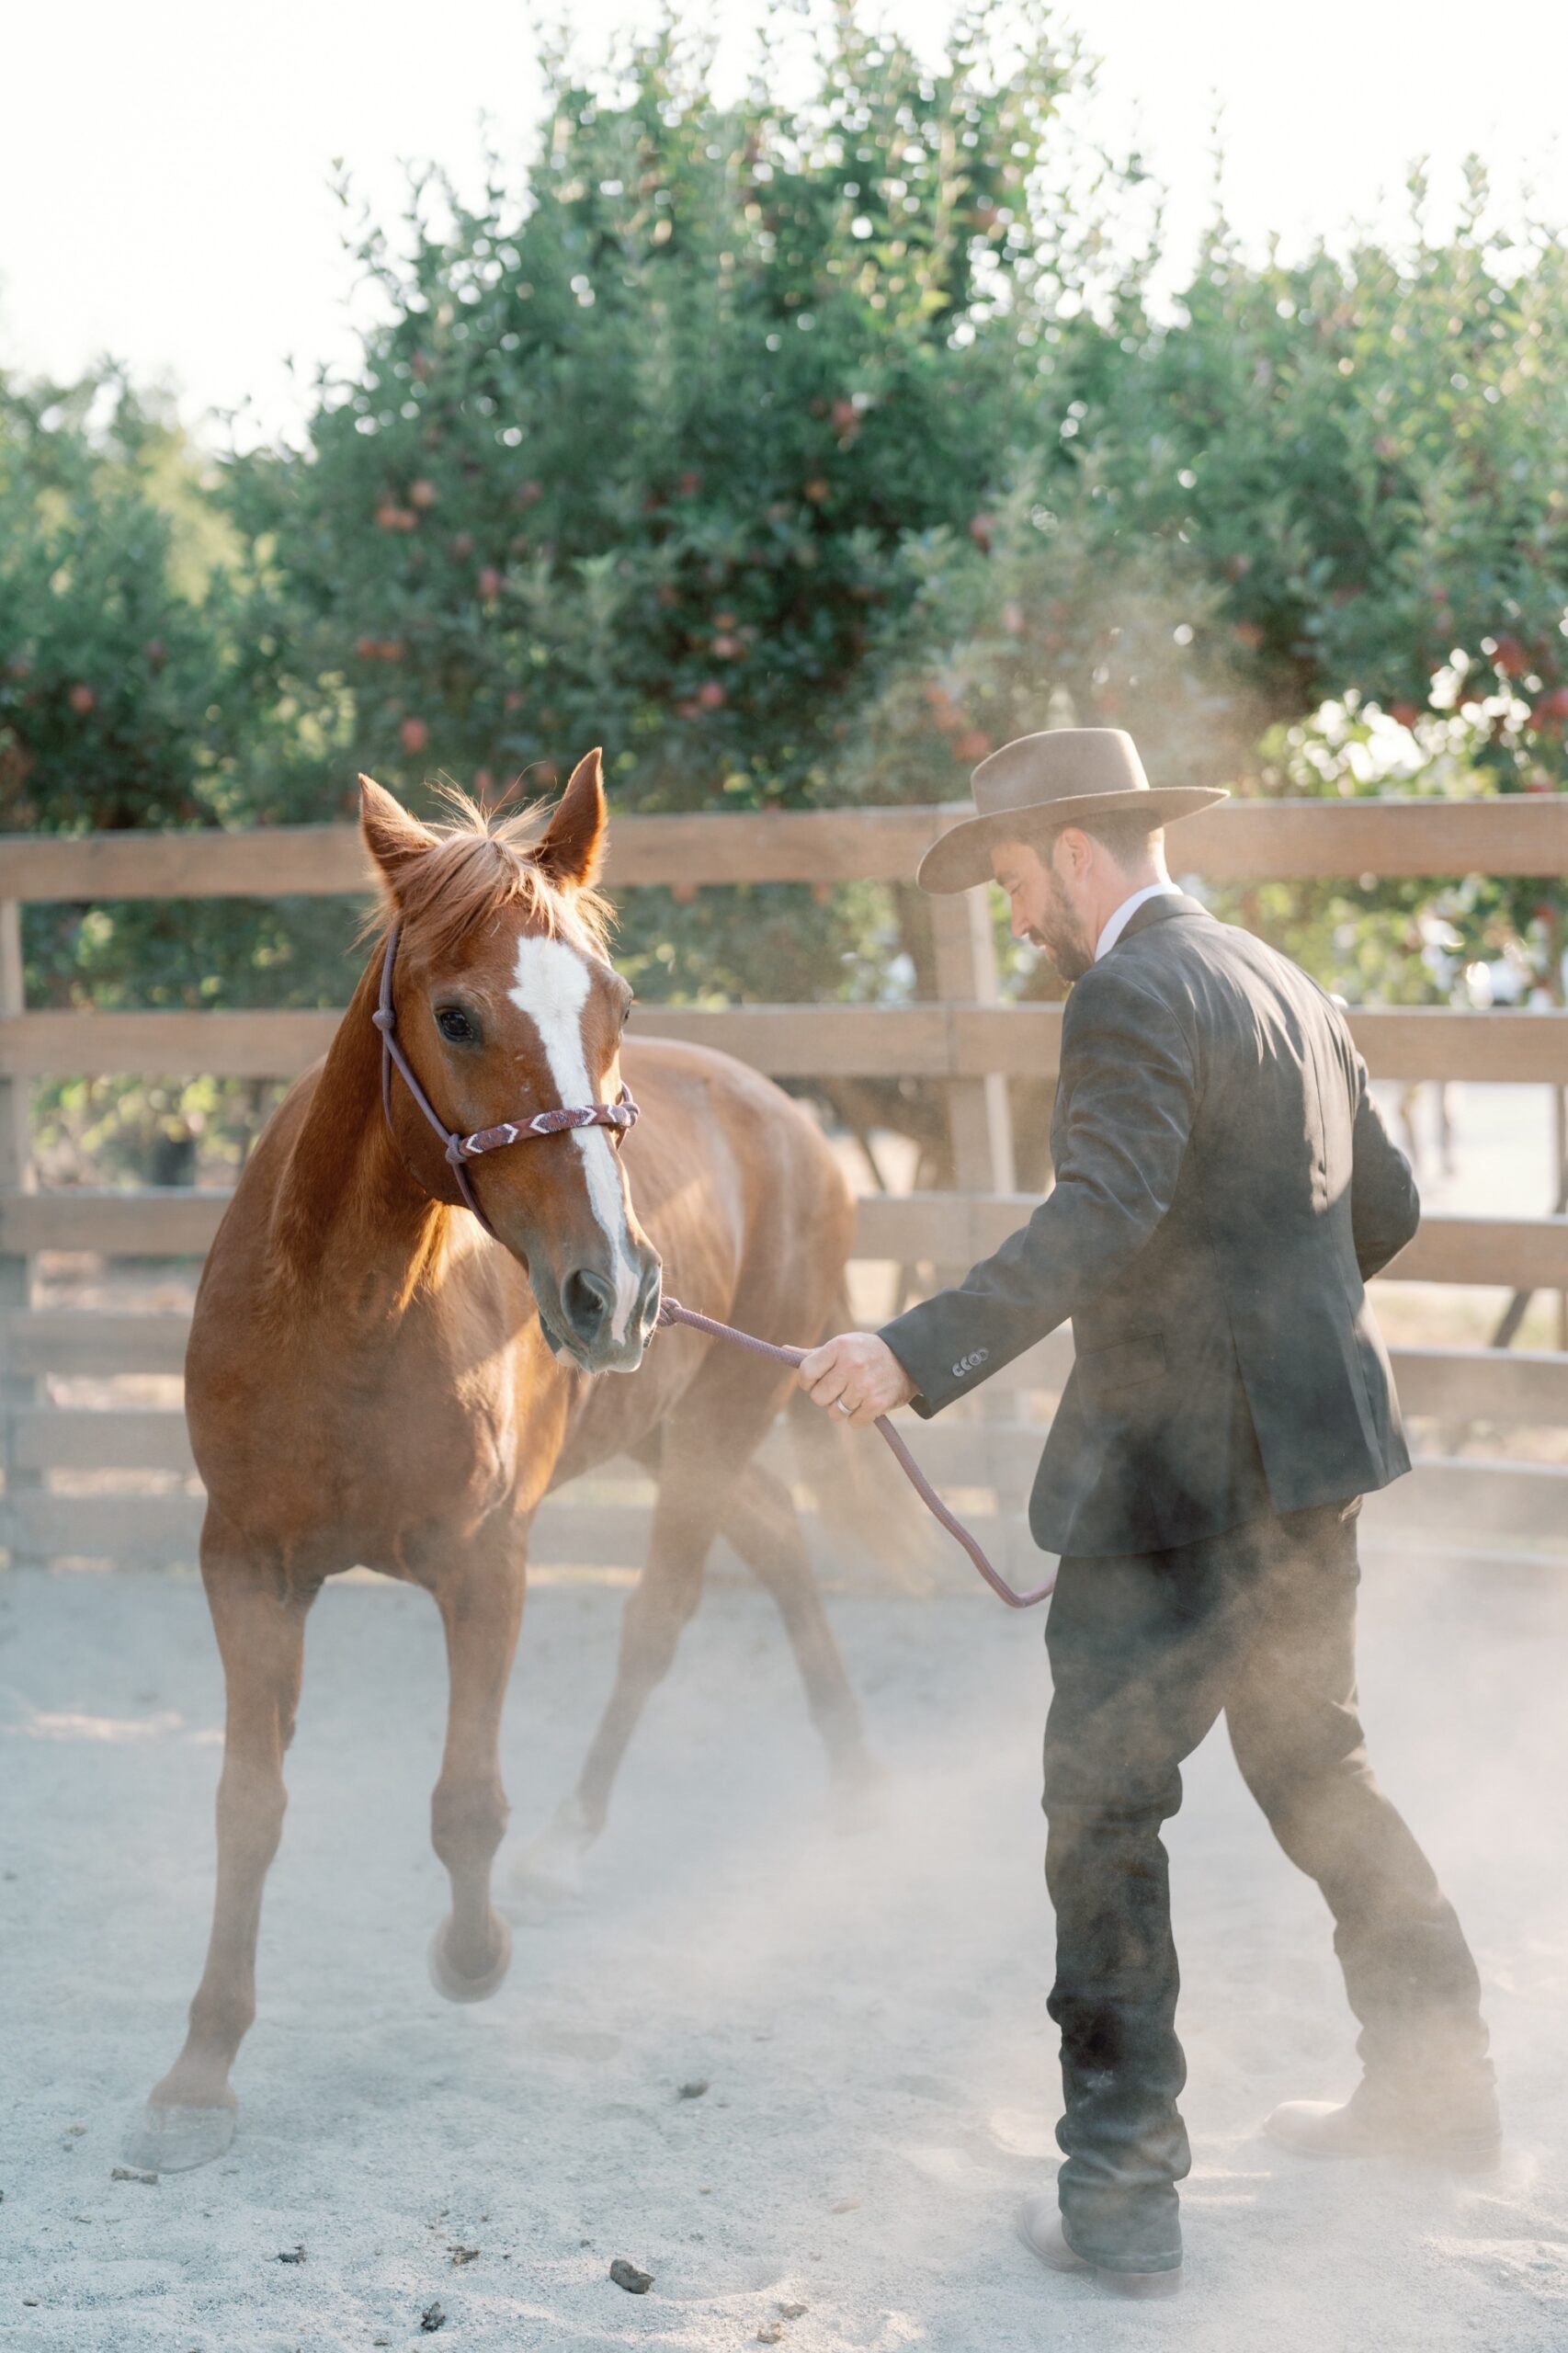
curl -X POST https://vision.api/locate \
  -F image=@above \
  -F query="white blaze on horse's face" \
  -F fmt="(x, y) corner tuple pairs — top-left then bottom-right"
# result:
(507, 931), (641, 1346)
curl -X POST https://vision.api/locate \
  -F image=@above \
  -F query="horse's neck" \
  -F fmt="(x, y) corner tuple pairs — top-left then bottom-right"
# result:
(269, 952), (454, 1312)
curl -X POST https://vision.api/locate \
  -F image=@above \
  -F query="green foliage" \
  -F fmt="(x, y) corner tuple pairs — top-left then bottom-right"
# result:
(210, 6), (1089, 1006)
(1224, 680), (1568, 1006)
(221, 6), (1079, 820)
(6, 5), (1568, 1119)
(0, 369), (228, 836)
(1085, 170), (1568, 737)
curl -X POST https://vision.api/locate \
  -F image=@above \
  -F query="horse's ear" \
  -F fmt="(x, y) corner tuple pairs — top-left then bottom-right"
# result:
(359, 774), (437, 899)
(535, 747), (608, 891)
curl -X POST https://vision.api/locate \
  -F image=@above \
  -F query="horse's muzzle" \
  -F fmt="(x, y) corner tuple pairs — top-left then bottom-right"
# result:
(549, 1254), (661, 1373)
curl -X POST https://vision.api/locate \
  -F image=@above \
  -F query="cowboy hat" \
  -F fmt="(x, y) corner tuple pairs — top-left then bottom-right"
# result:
(915, 727), (1228, 894)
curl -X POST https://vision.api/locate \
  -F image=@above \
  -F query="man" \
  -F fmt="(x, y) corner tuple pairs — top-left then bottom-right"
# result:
(800, 728), (1496, 2301)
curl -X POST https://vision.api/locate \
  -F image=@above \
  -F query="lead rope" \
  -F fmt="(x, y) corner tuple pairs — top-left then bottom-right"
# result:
(372, 926), (1046, 1607)
(654, 1297), (1055, 1609)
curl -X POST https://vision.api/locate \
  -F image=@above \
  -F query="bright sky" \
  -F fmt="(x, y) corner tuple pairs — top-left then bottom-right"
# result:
(5, 0), (1566, 447)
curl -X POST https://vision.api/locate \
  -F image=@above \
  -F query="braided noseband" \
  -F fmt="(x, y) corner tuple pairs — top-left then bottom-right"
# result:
(372, 918), (639, 1239)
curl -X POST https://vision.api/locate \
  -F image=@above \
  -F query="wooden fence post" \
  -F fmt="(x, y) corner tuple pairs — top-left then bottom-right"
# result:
(929, 889), (1016, 1196)
(928, 888), (1020, 1554)
(1555, 1085), (1567, 1352)
(0, 896), (41, 1566)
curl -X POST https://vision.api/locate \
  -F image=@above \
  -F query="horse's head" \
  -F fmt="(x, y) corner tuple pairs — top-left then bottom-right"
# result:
(358, 751), (662, 1373)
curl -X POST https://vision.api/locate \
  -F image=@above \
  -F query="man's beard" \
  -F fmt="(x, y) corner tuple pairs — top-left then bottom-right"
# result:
(1028, 871), (1095, 983)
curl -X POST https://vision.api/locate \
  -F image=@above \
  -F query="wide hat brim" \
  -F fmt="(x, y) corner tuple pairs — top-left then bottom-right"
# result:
(916, 784), (1229, 894)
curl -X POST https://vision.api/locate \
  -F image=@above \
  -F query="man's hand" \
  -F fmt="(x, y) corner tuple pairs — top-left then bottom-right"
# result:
(797, 1331), (915, 1427)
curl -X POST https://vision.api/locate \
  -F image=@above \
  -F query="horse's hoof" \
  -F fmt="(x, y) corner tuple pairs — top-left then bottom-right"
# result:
(508, 1803), (590, 1903)
(831, 1753), (889, 1834)
(121, 2100), (236, 2174)
(428, 1912), (513, 2004)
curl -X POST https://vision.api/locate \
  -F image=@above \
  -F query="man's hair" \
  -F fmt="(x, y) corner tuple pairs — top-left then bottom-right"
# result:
(1026, 811), (1165, 870)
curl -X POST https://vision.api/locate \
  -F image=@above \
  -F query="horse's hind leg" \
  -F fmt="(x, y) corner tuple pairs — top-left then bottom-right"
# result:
(427, 1545), (526, 2002)
(722, 1458), (878, 1805)
(514, 1478), (726, 1895)
(126, 1539), (316, 2172)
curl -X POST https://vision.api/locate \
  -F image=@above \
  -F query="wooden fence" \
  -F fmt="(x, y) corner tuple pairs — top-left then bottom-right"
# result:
(4, 794), (1568, 1577)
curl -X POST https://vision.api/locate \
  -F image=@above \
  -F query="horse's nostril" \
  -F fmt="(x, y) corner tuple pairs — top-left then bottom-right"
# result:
(562, 1267), (613, 1339)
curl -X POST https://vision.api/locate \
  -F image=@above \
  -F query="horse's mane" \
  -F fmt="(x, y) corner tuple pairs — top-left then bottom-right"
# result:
(363, 783), (614, 962)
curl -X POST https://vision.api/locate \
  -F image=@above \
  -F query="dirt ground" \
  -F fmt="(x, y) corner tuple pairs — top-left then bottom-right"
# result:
(3, 1550), (1565, 2353)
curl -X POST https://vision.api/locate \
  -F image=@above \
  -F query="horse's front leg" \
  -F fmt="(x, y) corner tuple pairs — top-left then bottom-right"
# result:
(126, 1534), (317, 2171)
(512, 1477), (727, 1899)
(427, 1538), (526, 2003)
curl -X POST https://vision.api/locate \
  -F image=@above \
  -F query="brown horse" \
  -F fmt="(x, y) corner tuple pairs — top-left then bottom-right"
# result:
(126, 753), (880, 2172)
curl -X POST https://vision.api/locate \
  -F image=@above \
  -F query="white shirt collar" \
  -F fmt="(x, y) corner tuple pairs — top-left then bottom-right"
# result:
(1095, 882), (1183, 962)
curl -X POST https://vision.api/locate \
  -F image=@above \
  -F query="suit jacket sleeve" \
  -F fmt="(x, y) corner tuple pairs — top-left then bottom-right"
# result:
(878, 961), (1199, 1416)
(1348, 1050), (1420, 1279)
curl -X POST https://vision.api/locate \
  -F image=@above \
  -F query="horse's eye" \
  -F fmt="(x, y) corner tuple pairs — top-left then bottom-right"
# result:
(436, 1006), (477, 1045)
(620, 996), (634, 1030)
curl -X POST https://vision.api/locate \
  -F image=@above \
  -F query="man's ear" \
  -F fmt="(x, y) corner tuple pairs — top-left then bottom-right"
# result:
(1054, 824), (1092, 881)
(535, 747), (608, 890)
(359, 774), (437, 900)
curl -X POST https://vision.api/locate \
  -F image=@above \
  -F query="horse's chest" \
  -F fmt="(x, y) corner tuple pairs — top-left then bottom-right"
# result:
(194, 1325), (521, 1561)
(338, 1373), (514, 1519)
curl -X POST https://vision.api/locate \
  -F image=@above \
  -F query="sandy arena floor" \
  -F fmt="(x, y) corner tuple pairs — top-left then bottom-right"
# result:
(3, 1554), (1565, 2352)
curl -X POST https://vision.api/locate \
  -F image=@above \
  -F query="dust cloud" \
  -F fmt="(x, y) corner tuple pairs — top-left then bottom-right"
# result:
(3, 1540), (1564, 2349)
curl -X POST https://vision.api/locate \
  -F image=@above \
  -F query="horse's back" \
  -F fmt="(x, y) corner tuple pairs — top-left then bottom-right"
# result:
(619, 1032), (854, 1259)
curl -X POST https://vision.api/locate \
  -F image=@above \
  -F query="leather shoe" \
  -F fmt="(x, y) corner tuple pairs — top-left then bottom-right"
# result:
(1265, 2087), (1501, 2173)
(1015, 2194), (1182, 2300)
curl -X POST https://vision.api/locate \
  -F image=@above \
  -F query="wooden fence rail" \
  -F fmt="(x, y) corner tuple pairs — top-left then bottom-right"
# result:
(4, 1002), (1568, 1084)
(5, 796), (1568, 1574)
(7, 791), (1568, 898)
(3, 1186), (1564, 1288)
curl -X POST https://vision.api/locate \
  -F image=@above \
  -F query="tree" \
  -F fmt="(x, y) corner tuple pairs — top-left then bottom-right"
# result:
(216, 5), (1099, 1006)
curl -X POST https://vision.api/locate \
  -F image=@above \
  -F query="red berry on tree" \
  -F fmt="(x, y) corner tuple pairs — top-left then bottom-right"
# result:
(697, 680), (727, 710)
(68, 683), (97, 714)
(478, 567), (504, 598)
(401, 717), (429, 755)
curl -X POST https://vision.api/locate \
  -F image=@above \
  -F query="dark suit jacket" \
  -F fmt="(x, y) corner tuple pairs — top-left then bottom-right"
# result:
(880, 894), (1418, 1558)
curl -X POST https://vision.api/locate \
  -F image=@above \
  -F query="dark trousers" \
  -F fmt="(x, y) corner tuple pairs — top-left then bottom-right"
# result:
(1041, 1498), (1490, 2273)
